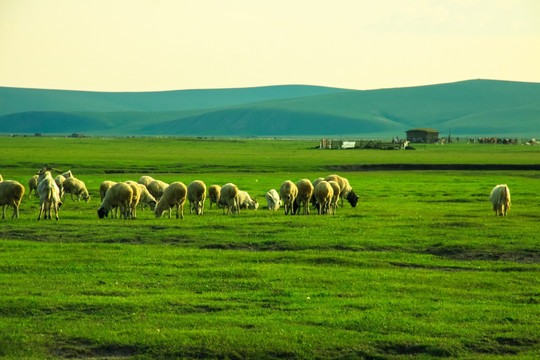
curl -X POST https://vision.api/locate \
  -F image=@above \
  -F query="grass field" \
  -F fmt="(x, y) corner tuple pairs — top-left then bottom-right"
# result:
(0, 137), (539, 359)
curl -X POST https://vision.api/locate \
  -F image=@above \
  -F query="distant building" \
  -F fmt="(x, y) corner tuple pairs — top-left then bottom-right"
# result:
(406, 128), (439, 143)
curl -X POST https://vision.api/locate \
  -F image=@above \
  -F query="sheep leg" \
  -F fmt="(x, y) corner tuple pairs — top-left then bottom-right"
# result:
(37, 204), (44, 220)
(2, 205), (5, 219)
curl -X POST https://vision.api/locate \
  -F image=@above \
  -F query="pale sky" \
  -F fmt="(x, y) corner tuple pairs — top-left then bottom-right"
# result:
(1, 0), (539, 91)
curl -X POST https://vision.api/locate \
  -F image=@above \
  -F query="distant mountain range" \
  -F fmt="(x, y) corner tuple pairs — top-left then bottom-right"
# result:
(1, 79), (539, 138)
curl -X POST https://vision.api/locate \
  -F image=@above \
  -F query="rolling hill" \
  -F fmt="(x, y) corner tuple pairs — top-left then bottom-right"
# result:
(1, 80), (539, 138)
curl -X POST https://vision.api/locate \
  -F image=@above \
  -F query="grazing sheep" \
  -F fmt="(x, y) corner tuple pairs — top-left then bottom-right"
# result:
(54, 175), (66, 199)
(63, 177), (91, 202)
(293, 179), (313, 215)
(154, 182), (187, 219)
(135, 183), (157, 211)
(325, 174), (359, 207)
(280, 180), (298, 215)
(124, 181), (142, 219)
(37, 172), (62, 220)
(314, 180), (333, 215)
(489, 184), (511, 216)
(28, 175), (39, 198)
(99, 181), (117, 201)
(147, 179), (168, 201)
(265, 189), (281, 211)
(138, 175), (155, 187)
(235, 190), (259, 211)
(208, 185), (221, 209)
(310, 177), (325, 207)
(98, 182), (133, 219)
(220, 183), (240, 215)
(327, 180), (341, 215)
(187, 180), (207, 215)
(0, 180), (25, 219)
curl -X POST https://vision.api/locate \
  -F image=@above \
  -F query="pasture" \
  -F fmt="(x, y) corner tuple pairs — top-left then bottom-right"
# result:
(0, 137), (539, 359)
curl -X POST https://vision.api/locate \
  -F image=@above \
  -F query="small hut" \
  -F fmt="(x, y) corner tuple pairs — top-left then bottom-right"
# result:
(406, 128), (439, 143)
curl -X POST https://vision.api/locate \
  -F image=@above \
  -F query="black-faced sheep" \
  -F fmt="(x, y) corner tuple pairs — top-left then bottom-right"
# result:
(279, 180), (298, 215)
(37, 172), (62, 220)
(28, 175), (39, 198)
(325, 174), (359, 208)
(208, 185), (221, 209)
(138, 175), (155, 188)
(147, 179), (168, 201)
(98, 182), (133, 219)
(265, 189), (281, 211)
(235, 190), (259, 211)
(63, 177), (91, 202)
(489, 184), (511, 216)
(292, 179), (313, 215)
(187, 180), (207, 215)
(314, 180), (333, 215)
(154, 182), (187, 220)
(327, 180), (341, 215)
(220, 183), (239, 215)
(0, 180), (25, 219)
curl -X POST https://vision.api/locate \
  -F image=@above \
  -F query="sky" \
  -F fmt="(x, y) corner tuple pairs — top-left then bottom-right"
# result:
(1, 0), (539, 92)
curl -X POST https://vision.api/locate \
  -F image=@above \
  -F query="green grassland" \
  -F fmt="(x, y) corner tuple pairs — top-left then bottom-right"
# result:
(0, 137), (539, 359)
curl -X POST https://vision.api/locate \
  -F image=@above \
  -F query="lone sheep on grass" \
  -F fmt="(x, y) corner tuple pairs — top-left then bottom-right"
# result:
(489, 184), (511, 216)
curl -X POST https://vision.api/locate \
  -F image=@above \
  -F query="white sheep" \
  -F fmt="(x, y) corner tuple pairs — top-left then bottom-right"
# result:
(327, 180), (341, 215)
(293, 179), (313, 215)
(98, 182), (133, 219)
(28, 175), (39, 198)
(37, 172), (62, 220)
(154, 182), (187, 219)
(135, 183), (157, 211)
(325, 174), (359, 207)
(187, 180), (207, 215)
(147, 179), (168, 201)
(138, 175), (155, 187)
(235, 190), (259, 211)
(54, 175), (66, 199)
(63, 177), (91, 202)
(489, 184), (511, 216)
(265, 189), (281, 211)
(0, 180), (25, 219)
(208, 184), (221, 209)
(220, 183), (240, 215)
(314, 180), (334, 215)
(99, 181), (117, 201)
(280, 180), (298, 215)
(124, 181), (142, 219)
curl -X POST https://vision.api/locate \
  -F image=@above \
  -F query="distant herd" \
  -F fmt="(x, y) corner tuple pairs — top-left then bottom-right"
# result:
(0, 168), (510, 220)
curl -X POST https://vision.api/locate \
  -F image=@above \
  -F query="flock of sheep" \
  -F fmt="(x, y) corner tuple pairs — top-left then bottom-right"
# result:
(0, 168), (360, 220)
(0, 169), (511, 220)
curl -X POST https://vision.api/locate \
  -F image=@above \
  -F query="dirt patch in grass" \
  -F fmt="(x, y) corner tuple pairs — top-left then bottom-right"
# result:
(424, 244), (539, 264)
(52, 338), (146, 359)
